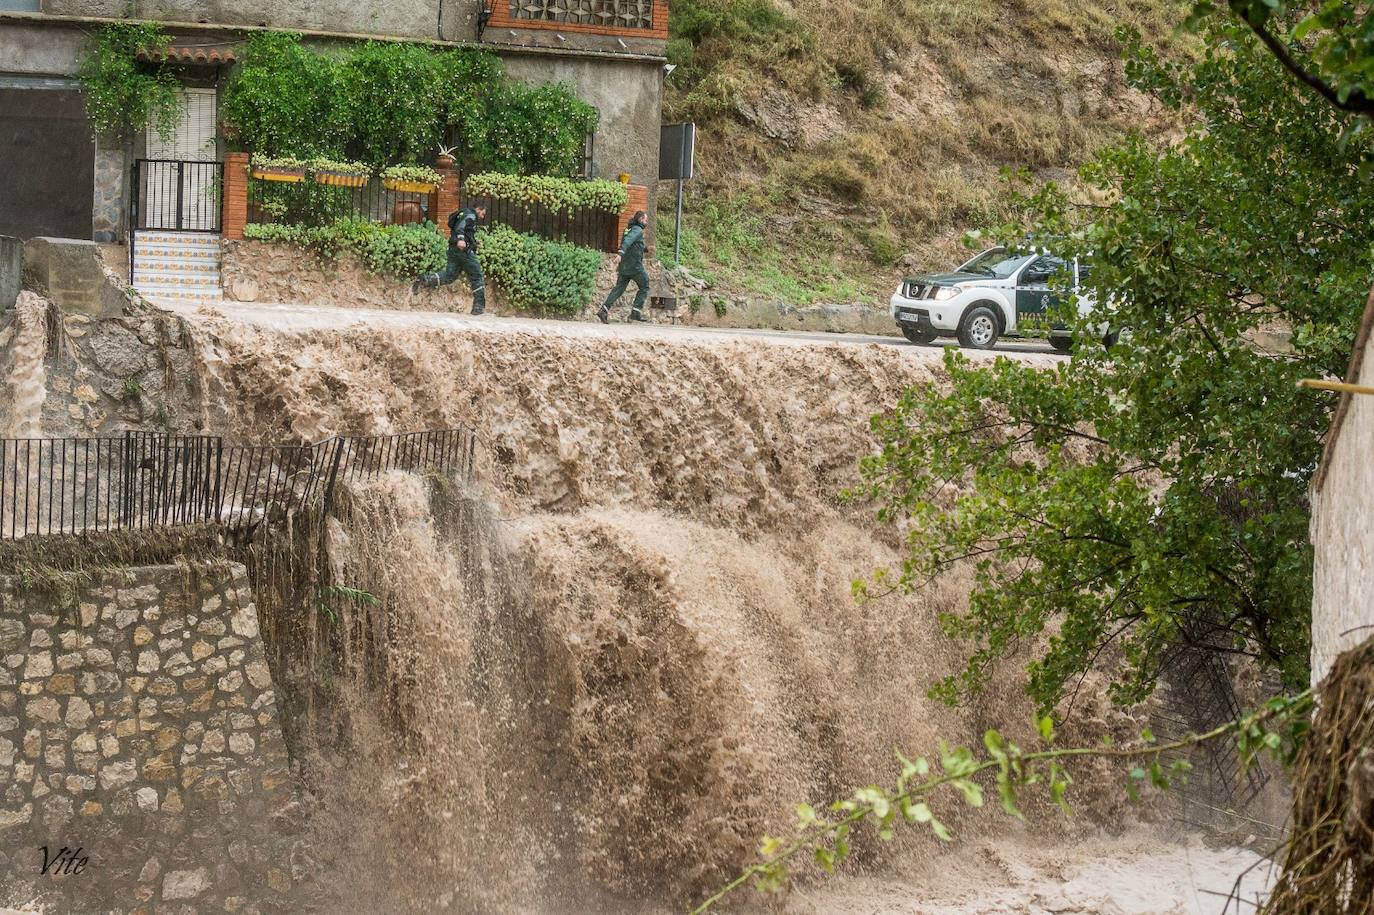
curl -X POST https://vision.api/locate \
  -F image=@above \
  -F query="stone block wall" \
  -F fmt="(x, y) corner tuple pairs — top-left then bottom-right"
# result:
(22, 238), (127, 318)
(0, 562), (299, 914)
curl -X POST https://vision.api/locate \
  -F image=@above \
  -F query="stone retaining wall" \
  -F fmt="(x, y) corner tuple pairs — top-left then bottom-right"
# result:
(0, 562), (298, 914)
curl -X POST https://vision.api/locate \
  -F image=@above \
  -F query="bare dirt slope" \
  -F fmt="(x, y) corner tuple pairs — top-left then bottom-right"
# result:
(663, 0), (1189, 305)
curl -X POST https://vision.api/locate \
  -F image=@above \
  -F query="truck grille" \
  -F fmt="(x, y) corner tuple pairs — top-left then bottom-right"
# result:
(904, 281), (928, 299)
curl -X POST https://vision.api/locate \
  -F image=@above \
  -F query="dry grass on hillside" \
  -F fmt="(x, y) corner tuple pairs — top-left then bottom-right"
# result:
(661, 0), (1189, 304)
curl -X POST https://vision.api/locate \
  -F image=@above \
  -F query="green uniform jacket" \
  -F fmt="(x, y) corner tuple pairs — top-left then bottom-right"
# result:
(618, 224), (646, 275)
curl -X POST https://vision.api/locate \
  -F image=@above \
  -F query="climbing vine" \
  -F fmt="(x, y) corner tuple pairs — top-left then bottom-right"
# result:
(221, 32), (597, 175)
(76, 23), (182, 141)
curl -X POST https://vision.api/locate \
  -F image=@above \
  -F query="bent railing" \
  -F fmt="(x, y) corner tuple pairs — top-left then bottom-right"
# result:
(0, 429), (475, 541)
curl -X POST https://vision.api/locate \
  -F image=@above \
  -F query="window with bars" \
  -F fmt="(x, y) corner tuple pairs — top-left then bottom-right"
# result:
(510, 0), (654, 30)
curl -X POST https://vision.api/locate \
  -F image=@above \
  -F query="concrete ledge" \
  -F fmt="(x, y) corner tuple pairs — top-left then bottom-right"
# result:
(22, 237), (127, 318)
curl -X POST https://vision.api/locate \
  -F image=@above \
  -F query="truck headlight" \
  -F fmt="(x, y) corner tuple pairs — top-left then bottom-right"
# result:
(932, 285), (962, 300)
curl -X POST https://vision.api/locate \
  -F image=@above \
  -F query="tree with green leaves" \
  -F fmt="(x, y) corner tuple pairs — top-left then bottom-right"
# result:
(1203, 0), (1374, 118)
(853, 19), (1374, 714)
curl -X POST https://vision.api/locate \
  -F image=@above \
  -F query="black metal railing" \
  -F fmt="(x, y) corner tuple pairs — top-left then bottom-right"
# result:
(469, 194), (620, 253)
(247, 175), (434, 228)
(0, 429), (476, 541)
(132, 159), (224, 234)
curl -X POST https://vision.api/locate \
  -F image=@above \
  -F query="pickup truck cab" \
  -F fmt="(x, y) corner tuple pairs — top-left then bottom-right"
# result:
(889, 246), (1095, 351)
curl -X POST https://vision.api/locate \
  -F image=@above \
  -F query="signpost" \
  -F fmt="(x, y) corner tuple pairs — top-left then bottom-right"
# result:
(659, 123), (696, 266)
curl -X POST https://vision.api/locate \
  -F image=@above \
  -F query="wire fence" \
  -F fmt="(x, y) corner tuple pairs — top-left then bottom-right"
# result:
(0, 429), (476, 541)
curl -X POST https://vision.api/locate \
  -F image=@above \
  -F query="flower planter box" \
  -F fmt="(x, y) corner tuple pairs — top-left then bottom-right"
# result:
(315, 170), (369, 188)
(252, 167), (306, 183)
(383, 178), (438, 194)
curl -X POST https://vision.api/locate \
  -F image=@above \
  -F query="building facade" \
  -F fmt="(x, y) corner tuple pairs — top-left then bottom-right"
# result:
(1309, 292), (1374, 685)
(0, 0), (666, 244)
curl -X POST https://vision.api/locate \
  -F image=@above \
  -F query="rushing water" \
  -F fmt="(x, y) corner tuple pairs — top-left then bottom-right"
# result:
(3, 296), (1250, 912)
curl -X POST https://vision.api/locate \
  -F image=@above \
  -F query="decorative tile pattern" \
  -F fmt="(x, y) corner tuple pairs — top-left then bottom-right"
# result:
(511, 0), (654, 29)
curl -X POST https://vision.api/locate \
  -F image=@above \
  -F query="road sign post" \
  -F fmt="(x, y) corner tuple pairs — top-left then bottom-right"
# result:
(659, 123), (696, 267)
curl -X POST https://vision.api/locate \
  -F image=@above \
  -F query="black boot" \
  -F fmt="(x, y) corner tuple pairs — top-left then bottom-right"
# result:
(628, 310), (648, 322)
(596, 305), (609, 324)
(470, 291), (486, 316)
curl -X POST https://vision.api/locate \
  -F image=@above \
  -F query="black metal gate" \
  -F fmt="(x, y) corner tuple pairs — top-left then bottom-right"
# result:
(130, 158), (224, 285)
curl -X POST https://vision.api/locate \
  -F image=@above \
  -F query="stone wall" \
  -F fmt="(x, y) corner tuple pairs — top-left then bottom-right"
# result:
(1310, 324), (1374, 685)
(0, 562), (298, 914)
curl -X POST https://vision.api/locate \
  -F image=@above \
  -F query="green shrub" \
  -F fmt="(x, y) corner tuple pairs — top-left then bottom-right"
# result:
(464, 173), (628, 213)
(340, 41), (446, 168)
(478, 224), (601, 315)
(461, 82), (599, 176)
(77, 24), (181, 141)
(222, 32), (596, 176)
(358, 223), (447, 277)
(221, 31), (349, 158)
(243, 219), (445, 277)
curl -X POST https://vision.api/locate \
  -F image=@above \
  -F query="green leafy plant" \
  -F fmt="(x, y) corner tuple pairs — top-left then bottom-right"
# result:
(477, 224), (602, 315)
(308, 158), (370, 177)
(250, 154), (308, 171)
(243, 219), (446, 278)
(76, 23), (181, 141)
(220, 31), (350, 158)
(691, 690), (1314, 912)
(340, 41), (446, 168)
(381, 164), (442, 186)
(850, 21), (1373, 713)
(221, 33), (594, 176)
(464, 172), (628, 214)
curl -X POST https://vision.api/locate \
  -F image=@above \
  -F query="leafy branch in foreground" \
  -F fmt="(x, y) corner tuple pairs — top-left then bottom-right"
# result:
(688, 690), (1313, 914)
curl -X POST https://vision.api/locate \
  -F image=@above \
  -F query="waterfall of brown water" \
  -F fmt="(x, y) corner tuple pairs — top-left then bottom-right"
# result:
(155, 313), (1161, 911)
(273, 471), (1151, 914)
(0, 291), (51, 438)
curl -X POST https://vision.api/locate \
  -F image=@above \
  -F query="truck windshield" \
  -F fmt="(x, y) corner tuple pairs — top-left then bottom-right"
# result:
(960, 248), (1032, 278)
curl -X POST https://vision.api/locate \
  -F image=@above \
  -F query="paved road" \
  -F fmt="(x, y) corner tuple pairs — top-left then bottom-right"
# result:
(160, 299), (1064, 361)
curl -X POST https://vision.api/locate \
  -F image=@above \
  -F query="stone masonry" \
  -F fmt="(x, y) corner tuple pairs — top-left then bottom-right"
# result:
(0, 562), (298, 914)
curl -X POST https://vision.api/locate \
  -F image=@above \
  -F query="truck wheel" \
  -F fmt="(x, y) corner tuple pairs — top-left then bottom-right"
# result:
(1103, 330), (1120, 350)
(1049, 336), (1074, 354)
(902, 326), (936, 345)
(957, 305), (1000, 349)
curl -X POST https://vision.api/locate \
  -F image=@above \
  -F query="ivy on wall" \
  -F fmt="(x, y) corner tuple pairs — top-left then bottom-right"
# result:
(76, 23), (183, 141)
(219, 32), (597, 176)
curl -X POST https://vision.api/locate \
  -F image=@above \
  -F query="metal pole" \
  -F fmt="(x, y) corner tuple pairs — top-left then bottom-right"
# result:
(673, 177), (683, 267)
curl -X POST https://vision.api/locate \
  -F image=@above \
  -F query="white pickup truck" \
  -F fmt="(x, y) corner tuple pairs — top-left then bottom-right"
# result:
(889, 246), (1099, 352)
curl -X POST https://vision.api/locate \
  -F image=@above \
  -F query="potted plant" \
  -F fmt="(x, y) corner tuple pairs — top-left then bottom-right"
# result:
(250, 154), (308, 183)
(383, 164), (442, 194)
(436, 143), (458, 170)
(310, 158), (370, 188)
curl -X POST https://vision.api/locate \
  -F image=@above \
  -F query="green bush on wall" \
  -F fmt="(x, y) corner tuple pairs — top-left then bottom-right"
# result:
(243, 220), (446, 277)
(77, 23), (182, 141)
(218, 31), (350, 158)
(464, 173), (629, 214)
(477, 224), (602, 315)
(216, 32), (597, 176)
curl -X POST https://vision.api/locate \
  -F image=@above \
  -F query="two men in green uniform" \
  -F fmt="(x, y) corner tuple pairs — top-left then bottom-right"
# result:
(412, 204), (488, 315)
(597, 210), (651, 323)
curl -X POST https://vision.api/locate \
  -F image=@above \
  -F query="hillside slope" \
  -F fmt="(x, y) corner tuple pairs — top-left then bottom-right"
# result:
(660, 0), (1187, 306)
